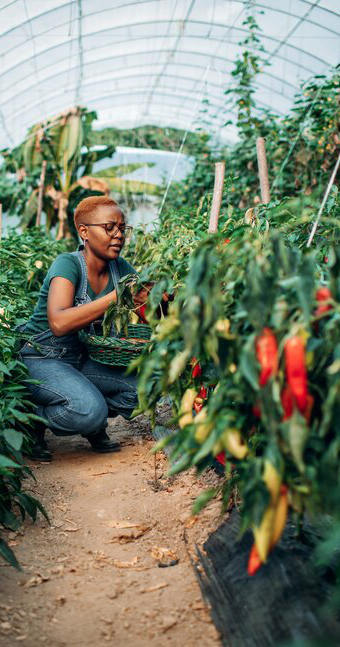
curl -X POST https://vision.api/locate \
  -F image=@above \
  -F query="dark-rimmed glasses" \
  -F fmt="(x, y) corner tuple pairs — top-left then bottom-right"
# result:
(81, 222), (133, 237)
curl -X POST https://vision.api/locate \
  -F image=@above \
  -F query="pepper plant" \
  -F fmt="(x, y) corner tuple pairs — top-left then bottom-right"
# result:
(0, 228), (70, 567)
(130, 188), (340, 575)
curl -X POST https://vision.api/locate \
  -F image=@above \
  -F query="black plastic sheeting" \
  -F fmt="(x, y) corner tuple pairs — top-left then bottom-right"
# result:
(194, 510), (340, 647)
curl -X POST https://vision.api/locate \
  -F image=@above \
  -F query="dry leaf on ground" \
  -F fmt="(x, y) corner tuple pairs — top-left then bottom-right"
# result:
(113, 556), (139, 569)
(140, 582), (168, 594)
(23, 574), (50, 588)
(110, 524), (153, 544)
(107, 520), (143, 529)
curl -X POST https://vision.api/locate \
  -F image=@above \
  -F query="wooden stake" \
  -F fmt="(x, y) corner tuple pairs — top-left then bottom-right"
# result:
(36, 160), (47, 227)
(0, 203), (2, 240)
(208, 161), (225, 233)
(256, 137), (270, 204)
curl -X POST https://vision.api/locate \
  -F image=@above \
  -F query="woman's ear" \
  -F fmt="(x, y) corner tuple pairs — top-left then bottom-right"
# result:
(78, 223), (87, 242)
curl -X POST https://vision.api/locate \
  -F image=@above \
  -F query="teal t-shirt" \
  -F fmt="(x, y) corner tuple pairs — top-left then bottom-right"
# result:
(25, 252), (136, 335)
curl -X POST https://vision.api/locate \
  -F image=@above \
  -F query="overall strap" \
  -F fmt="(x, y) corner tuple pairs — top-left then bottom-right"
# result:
(108, 259), (121, 292)
(71, 250), (95, 334)
(106, 259), (122, 337)
(71, 250), (90, 306)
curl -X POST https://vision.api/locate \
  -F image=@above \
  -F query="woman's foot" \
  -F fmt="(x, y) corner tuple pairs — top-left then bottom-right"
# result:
(87, 429), (121, 453)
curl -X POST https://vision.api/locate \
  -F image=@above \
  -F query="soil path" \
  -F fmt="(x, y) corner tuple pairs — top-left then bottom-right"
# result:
(0, 413), (222, 646)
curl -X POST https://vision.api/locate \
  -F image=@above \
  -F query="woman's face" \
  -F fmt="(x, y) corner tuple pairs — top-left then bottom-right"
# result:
(82, 205), (126, 260)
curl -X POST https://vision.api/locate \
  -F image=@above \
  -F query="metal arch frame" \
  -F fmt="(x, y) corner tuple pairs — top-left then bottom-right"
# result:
(0, 43), (298, 96)
(4, 86), (236, 126)
(0, 30), (323, 100)
(143, 0), (197, 115)
(0, 17), (335, 78)
(5, 83), (286, 130)
(1, 0), (338, 41)
(0, 1), (337, 145)
(75, 0), (83, 104)
(297, 0), (340, 18)
(0, 19), (331, 145)
(0, 0), (157, 38)
(96, 100), (210, 123)
(1, 58), (296, 113)
(225, 0), (339, 37)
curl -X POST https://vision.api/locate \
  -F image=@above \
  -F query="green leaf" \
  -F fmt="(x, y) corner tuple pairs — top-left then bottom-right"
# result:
(192, 488), (217, 515)
(0, 538), (22, 570)
(3, 429), (23, 451)
(239, 334), (259, 391)
(0, 454), (20, 469)
(0, 361), (11, 376)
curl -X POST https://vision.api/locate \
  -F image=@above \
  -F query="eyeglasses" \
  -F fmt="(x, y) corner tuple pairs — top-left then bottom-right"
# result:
(81, 222), (133, 237)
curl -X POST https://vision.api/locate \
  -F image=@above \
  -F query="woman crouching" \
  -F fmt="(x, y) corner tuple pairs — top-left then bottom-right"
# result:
(19, 196), (139, 460)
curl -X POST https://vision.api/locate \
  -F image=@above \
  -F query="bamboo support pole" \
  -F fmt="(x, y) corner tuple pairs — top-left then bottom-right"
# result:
(256, 137), (270, 204)
(0, 203), (2, 240)
(208, 161), (225, 233)
(36, 160), (47, 227)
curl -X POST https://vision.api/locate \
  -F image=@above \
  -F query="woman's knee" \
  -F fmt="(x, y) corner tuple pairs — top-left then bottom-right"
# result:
(21, 357), (108, 436)
(49, 389), (108, 436)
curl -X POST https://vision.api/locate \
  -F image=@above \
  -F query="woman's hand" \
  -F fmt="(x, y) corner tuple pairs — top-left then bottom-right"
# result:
(133, 286), (150, 308)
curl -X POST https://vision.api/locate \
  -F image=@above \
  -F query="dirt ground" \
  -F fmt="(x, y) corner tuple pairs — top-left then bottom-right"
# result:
(0, 410), (224, 646)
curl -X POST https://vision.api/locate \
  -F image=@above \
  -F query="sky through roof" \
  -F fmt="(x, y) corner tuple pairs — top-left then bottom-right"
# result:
(0, 0), (339, 149)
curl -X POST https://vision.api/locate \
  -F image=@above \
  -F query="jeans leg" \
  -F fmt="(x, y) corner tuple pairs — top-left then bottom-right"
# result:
(81, 358), (138, 419)
(21, 357), (108, 437)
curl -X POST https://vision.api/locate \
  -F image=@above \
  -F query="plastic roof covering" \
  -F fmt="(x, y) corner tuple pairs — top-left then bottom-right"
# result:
(0, 0), (339, 150)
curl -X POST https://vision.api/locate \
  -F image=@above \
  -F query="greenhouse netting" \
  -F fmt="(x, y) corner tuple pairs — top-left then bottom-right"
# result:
(0, 0), (339, 148)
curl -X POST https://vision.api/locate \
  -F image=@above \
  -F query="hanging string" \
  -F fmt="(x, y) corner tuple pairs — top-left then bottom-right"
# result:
(306, 150), (340, 248)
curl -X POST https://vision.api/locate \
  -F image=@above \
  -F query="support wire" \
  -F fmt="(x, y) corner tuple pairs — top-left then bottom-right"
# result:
(306, 151), (340, 248)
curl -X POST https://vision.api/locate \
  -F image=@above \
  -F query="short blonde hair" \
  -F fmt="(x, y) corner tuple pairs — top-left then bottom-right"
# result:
(74, 196), (123, 229)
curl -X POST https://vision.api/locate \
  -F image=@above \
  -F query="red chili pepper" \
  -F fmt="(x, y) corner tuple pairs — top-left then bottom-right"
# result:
(284, 337), (308, 413)
(324, 256), (329, 264)
(215, 452), (226, 466)
(223, 238), (231, 245)
(316, 287), (332, 302)
(315, 287), (333, 317)
(304, 393), (314, 424)
(255, 328), (279, 387)
(192, 363), (202, 379)
(193, 401), (204, 414)
(252, 403), (261, 419)
(198, 386), (208, 399)
(281, 384), (294, 420)
(137, 304), (148, 324)
(281, 384), (314, 423)
(247, 544), (262, 576)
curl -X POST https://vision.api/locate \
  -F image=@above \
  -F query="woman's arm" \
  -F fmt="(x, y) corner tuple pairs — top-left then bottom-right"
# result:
(47, 277), (117, 336)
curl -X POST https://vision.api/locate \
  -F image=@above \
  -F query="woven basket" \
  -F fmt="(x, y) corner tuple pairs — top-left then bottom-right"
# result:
(81, 323), (152, 367)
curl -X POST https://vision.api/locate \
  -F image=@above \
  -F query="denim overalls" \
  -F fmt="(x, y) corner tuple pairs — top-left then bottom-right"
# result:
(19, 251), (138, 438)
